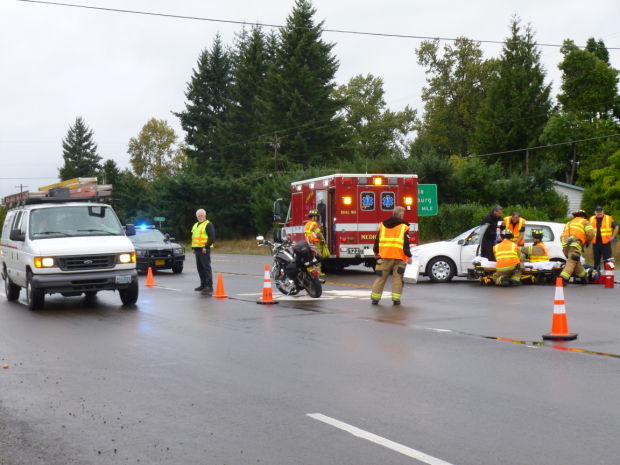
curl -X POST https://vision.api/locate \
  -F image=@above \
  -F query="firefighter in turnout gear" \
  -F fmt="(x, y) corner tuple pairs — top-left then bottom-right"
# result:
(521, 229), (549, 263)
(370, 206), (412, 306)
(304, 210), (326, 282)
(492, 230), (521, 286)
(560, 210), (594, 284)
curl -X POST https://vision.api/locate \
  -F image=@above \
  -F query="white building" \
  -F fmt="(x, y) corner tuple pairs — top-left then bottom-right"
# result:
(552, 181), (584, 216)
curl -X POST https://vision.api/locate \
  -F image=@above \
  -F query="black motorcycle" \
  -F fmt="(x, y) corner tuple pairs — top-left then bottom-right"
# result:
(256, 236), (323, 298)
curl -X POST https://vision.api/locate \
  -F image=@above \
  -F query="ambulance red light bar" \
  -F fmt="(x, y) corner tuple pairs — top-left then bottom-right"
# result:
(404, 178), (414, 185)
(373, 177), (383, 185)
(342, 177), (355, 185)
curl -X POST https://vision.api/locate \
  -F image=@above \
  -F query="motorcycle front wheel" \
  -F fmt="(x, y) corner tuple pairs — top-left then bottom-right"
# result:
(272, 261), (299, 296)
(302, 273), (322, 298)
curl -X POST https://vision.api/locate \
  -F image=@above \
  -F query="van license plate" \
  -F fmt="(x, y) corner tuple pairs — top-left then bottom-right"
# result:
(155, 260), (166, 266)
(347, 248), (362, 254)
(115, 275), (132, 284)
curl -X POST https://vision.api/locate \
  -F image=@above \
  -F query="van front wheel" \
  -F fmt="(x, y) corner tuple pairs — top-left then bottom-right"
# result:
(4, 275), (20, 301)
(26, 272), (44, 310)
(119, 280), (139, 306)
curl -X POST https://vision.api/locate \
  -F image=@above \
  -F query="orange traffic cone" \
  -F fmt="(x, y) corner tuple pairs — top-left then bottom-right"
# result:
(257, 265), (279, 305)
(145, 267), (155, 287)
(543, 277), (577, 341)
(213, 273), (228, 298)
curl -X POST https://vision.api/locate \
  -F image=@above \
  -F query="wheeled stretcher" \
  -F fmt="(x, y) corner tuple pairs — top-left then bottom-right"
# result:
(468, 257), (564, 285)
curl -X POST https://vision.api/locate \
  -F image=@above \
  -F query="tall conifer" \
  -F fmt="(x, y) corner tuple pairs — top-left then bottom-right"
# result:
(58, 116), (102, 180)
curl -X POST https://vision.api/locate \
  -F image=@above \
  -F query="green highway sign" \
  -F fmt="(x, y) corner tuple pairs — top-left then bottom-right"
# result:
(153, 217), (166, 222)
(418, 184), (438, 216)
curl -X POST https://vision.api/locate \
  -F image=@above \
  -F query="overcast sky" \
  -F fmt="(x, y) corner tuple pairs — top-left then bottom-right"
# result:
(1, 0), (619, 199)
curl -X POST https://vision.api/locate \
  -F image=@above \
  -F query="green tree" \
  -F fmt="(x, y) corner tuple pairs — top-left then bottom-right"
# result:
(225, 26), (272, 175)
(582, 148), (620, 218)
(416, 38), (495, 157)
(557, 39), (618, 119)
(334, 74), (416, 159)
(264, 0), (345, 168)
(586, 37), (610, 65)
(127, 118), (184, 181)
(472, 18), (552, 170)
(175, 34), (232, 173)
(58, 116), (102, 180)
(100, 159), (121, 186)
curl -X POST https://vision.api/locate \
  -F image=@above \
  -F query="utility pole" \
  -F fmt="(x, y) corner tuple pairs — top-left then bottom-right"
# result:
(268, 133), (285, 172)
(15, 184), (28, 195)
(525, 148), (529, 175)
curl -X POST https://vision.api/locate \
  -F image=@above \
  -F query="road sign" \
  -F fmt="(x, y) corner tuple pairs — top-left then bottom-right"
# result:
(418, 184), (438, 216)
(153, 217), (166, 221)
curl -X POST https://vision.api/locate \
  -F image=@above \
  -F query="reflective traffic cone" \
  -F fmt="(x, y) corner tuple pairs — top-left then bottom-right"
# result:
(213, 273), (228, 298)
(257, 265), (279, 305)
(145, 267), (155, 287)
(543, 277), (577, 341)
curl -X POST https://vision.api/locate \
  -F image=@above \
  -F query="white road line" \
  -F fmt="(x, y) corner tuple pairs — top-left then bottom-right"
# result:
(307, 413), (455, 465)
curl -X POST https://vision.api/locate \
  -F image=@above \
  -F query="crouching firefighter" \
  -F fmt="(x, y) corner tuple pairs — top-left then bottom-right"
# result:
(560, 210), (594, 284)
(492, 230), (521, 286)
(370, 206), (412, 306)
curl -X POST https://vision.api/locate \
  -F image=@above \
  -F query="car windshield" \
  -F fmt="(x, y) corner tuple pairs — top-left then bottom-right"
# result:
(130, 229), (167, 244)
(447, 227), (476, 242)
(29, 206), (124, 239)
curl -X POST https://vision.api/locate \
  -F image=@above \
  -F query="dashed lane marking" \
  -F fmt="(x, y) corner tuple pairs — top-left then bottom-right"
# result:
(307, 413), (455, 465)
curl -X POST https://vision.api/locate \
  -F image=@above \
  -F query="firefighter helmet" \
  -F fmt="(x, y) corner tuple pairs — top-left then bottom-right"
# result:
(501, 230), (514, 240)
(531, 228), (544, 240)
(572, 209), (587, 218)
(308, 210), (319, 218)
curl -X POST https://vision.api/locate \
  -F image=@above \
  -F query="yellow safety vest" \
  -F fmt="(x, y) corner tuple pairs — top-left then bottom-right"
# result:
(304, 220), (321, 243)
(524, 242), (549, 262)
(504, 217), (526, 246)
(590, 214), (614, 244)
(378, 223), (409, 261)
(493, 240), (520, 269)
(191, 220), (212, 248)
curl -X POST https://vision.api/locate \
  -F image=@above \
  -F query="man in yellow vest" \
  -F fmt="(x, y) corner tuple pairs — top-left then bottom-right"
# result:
(521, 228), (549, 263)
(504, 211), (526, 247)
(191, 209), (216, 295)
(492, 230), (521, 286)
(370, 206), (412, 306)
(304, 210), (326, 281)
(560, 210), (594, 284)
(590, 206), (618, 271)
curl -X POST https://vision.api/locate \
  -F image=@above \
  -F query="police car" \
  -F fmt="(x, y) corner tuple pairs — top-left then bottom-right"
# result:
(126, 225), (185, 274)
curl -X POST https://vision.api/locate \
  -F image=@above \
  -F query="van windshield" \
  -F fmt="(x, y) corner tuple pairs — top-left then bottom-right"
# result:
(29, 206), (124, 239)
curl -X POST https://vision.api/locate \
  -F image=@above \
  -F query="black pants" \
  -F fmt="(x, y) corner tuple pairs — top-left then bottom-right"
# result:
(194, 249), (213, 289)
(481, 237), (496, 261)
(593, 242), (612, 270)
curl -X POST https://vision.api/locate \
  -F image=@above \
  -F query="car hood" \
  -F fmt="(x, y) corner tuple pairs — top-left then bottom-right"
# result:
(411, 241), (452, 256)
(31, 236), (134, 256)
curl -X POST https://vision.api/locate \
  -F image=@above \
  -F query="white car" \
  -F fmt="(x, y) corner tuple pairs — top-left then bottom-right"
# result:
(411, 221), (568, 282)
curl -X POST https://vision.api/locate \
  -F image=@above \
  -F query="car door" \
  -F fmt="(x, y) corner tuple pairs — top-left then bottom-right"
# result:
(459, 225), (484, 274)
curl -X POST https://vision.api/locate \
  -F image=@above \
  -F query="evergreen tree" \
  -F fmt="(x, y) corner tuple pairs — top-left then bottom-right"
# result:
(100, 159), (121, 186)
(472, 18), (552, 170)
(175, 34), (232, 174)
(225, 26), (272, 175)
(264, 0), (345, 168)
(58, 116), (102, 180)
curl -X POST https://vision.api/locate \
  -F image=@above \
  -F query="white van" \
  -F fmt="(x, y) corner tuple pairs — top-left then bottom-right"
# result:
(0, 199), (138, 309)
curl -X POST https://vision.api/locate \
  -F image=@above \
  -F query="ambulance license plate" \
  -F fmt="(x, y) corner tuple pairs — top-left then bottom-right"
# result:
(347, 248), (362, 255)
(115, 275), (132, 284)
(155, 259), (166, 266)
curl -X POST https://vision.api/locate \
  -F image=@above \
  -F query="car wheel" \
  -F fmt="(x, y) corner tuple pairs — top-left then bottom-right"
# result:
(26, 272), (44, 310)
(4, 273), (20, 301)
(426, 257), (456, 283)
(172, 263), (183, 274)
(119, 279), (139, 306)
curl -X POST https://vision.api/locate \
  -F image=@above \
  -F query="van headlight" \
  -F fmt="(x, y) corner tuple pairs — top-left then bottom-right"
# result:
(34, 257), (55, 268)
(118, 252), (136, 264)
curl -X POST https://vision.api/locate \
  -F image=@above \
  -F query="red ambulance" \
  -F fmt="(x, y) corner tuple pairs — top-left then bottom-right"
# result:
(279, 174), (418, 271)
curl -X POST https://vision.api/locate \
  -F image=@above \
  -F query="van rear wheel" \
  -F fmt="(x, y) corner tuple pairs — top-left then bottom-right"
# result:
(26, 272), (44, 310)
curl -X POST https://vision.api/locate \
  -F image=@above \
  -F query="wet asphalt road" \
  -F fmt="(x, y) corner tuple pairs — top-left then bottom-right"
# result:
(1, 253), (620, 465)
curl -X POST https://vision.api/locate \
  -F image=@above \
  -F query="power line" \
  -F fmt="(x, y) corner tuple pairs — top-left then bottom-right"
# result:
(17, 0), (620, 50)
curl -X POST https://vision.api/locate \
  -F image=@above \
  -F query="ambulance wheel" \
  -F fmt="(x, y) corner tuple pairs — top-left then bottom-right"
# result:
(427, 257), (455, 283)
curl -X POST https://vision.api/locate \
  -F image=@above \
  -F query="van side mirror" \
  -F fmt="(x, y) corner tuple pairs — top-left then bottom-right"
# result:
(125, 224), (136, 236)
(10, 229), (25, 241)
